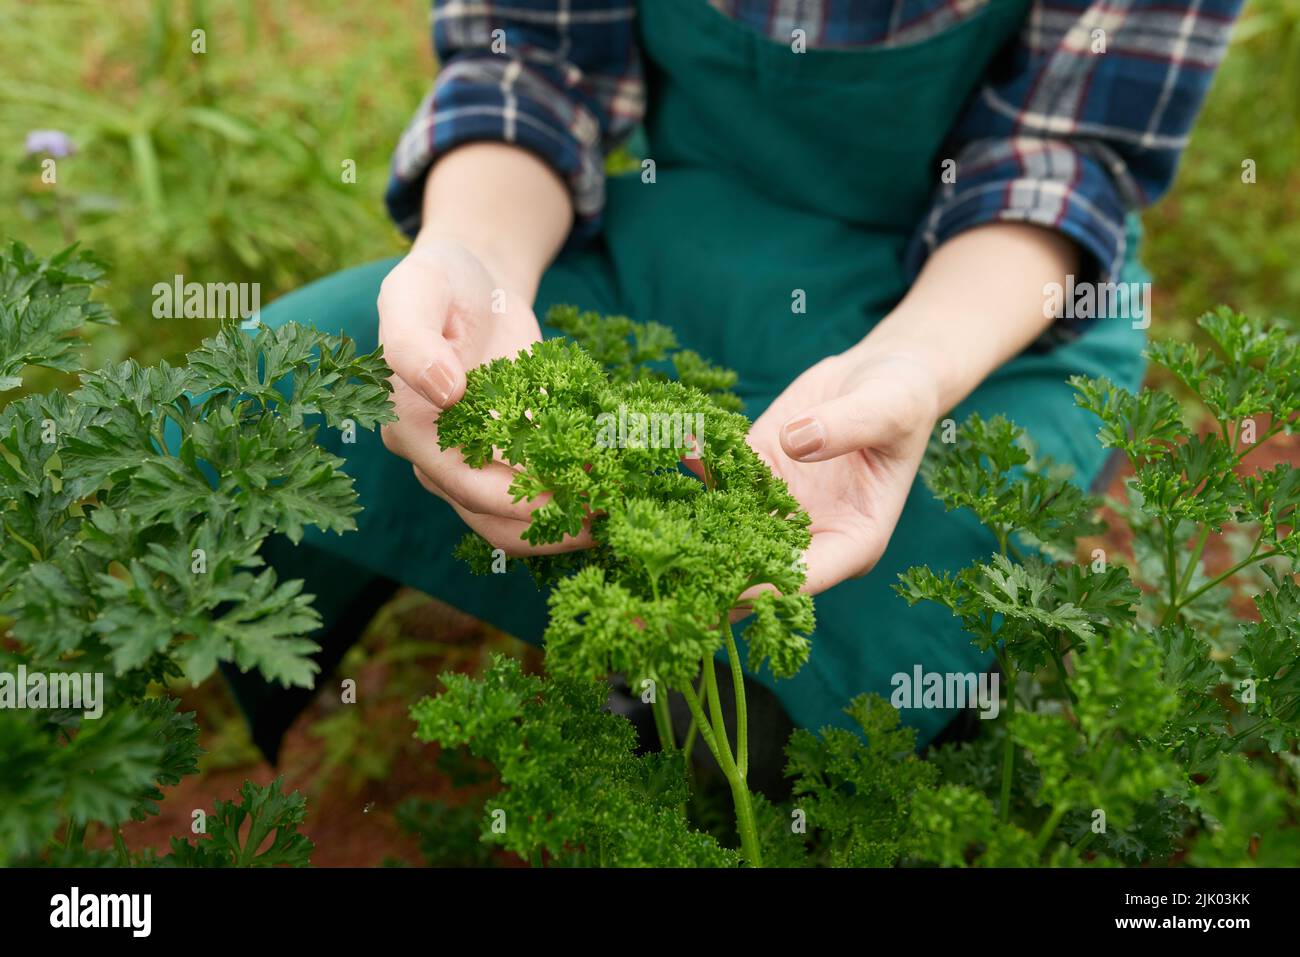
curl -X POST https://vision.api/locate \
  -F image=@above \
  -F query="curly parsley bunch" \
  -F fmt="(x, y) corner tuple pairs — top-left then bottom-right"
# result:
(437, 307), (815, 695)
(431, 307), (816, 865)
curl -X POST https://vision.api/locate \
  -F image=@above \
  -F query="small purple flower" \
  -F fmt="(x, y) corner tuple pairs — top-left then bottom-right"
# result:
(24, 130), (75, 158)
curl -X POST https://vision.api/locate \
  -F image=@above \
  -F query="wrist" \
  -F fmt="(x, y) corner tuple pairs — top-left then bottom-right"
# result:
(844, 334), (947, 421)
(412, 226), (543, 302)
(414, 144), (571, 304)
(857, 224), (1072, 414)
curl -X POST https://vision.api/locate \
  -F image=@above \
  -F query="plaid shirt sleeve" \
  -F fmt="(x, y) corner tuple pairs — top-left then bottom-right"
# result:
(905, 0), (1243, 333)
(385, 1), (644, 242)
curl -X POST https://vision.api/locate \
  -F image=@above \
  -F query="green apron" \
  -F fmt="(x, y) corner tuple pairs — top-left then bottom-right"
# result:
(237, 0), (1148, 752)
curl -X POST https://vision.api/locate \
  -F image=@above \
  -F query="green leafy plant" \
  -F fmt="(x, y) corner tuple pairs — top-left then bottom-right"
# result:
(899, 307), (1300, 866)
(0, 240), (394, 865)
(416, 306), (1300, 868)
(415, 308), (937, 867)
(414, 654), (740, 867)
(159, 778), (314, 868)
(392, 794), (498, 869)
(782, 694), (939, 867)
(429, 306), (814, 865)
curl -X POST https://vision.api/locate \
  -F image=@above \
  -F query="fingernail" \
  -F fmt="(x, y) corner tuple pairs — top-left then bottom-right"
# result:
(783, 417), (824, 458)
(419, 360), (456, 406)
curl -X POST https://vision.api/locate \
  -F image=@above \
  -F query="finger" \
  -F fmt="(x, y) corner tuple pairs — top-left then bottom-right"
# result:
(680, 455), (706, 482)
(729, 581), (780, 623)
(801, 529), (886, 594)
(376, 265), (467, 409)
(779, 377), (922, 463)
(381, 385), (541, 522)
(416, 466), (594, 556)
(433, 457), (541, 522)
(406, 449), (541, 523)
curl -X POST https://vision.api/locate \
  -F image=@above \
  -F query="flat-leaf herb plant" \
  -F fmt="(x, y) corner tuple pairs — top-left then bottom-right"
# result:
(0, 241), (394, 865)
(900, 307), (1300, 865)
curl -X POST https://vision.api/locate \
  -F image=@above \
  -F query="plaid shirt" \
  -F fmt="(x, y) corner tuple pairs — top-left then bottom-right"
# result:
(387, 0), (1242, 291)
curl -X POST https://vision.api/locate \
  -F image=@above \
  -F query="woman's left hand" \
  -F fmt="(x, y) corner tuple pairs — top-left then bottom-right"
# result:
(746, 347), (943, 596)
(744, 223), (1080, 597)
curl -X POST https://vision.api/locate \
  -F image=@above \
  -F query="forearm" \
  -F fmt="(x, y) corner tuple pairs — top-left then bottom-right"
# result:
(856, 223), (1079, 413)
(414, 143), (573, 301)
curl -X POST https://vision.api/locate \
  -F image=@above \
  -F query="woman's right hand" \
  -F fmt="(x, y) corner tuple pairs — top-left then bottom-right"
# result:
(377, 237), (592, 556)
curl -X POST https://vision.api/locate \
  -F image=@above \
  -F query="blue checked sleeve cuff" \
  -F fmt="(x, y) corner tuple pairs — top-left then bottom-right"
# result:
(905, 137), (1133, 346)
(385, 56), (607, 245)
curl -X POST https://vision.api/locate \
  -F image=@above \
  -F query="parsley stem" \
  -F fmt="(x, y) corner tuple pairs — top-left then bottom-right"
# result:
(722, 623), (748, 779)
(1231, 419), (1286, 465)
(651, 687), (675, 752)
(999, 724), (1015, 822)
(680, 672), (706, 803)
(703, 656), (735, 771)
(112, 825), (130, 866)
(682, 659), (763, 866)
(681, 676), (724, 769)
(3, 522), (43, 562)
(684, 669), (706, 757)
(64, 819), (85, 849)
(1044, 634), (1077, 706)
(727, 775), (763, 868)
(1164, 521), (1179, 615)
(1162, 540), (1277, 625)
(1173, 526), (1212, 606)
(1227, 717), (1270, 745)
(996, 653), (1016, 822)
(1191, 546), (1270, 601)
(1033, 803), (1069, 858)
(647, 586), (677, 753)
(682, 711), (699, 758)
(647, 666), (675, 751)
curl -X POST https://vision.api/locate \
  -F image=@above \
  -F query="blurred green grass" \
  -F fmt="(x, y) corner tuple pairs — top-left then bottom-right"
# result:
(1141, 0), (1300, 336)
(1, 0), (1296, 364)
(1, 0), (427, 366)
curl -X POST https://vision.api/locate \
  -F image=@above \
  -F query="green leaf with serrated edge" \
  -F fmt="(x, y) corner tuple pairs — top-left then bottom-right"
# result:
(0, 242), (387, 863)
(163, 778), (314, 867)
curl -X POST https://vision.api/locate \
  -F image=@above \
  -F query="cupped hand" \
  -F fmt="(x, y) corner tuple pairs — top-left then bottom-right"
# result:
(746, 348), (942, 596)
(377, 239), (593, 555)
